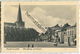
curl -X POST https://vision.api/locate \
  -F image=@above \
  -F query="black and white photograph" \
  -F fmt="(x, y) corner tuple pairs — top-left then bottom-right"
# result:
(3, 2), (77, 48)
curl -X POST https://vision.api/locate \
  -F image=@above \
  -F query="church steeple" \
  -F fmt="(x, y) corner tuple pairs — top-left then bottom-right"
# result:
(15, 4), (25, 28)
(17, 4), (22, 22)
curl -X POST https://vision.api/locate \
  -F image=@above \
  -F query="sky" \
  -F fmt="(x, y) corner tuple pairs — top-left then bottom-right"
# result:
(2, 4), (76, 33)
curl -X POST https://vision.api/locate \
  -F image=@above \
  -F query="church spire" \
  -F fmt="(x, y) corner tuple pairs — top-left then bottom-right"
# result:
(17, 4), (22, 22)
(15, 4), (25, 28)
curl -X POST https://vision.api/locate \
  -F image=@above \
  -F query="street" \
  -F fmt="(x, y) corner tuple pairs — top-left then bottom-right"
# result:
(4, 42), (76, 48)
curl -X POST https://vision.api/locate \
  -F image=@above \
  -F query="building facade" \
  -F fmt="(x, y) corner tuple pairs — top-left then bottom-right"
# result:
(42, 23), (76, 46)
(57, 23), (76, 46)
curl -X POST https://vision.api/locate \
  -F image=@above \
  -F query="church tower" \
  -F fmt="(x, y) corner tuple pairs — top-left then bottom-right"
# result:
(15, 4), (25, 28)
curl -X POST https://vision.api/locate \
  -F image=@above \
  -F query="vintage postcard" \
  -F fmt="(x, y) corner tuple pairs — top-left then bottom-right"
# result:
(1, 2), (79, 52)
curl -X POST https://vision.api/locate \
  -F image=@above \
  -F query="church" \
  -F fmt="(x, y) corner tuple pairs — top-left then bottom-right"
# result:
(4, 5), (39, 41)
(4, 4), (25, 28)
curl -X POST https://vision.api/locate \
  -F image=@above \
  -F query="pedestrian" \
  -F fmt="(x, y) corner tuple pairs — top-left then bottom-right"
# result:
(68, 37), (71, 46)
(32, 44), (34, 47)
(28, 44), (30, 47)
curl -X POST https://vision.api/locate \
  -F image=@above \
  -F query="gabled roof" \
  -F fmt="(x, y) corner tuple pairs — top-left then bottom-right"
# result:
(63, 23), (70, 28)
(61, 23), (71, 31)
(50, 24), (61, 30)
(52, 24), (60, 28)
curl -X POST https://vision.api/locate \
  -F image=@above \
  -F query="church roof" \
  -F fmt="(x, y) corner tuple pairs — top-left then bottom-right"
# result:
(4, 22), (16, 26)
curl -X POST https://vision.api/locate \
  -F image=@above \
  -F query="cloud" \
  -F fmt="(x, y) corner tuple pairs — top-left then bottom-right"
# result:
(30, 7), (76, 27)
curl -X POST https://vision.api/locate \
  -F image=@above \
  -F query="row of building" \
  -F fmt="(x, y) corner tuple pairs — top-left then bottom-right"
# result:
(40, 23), (76, 46)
